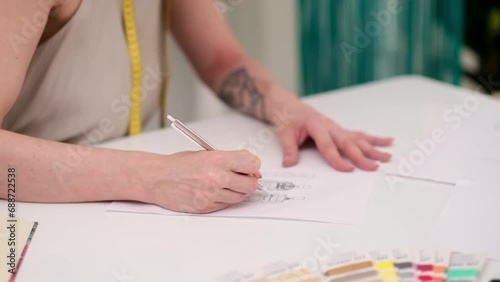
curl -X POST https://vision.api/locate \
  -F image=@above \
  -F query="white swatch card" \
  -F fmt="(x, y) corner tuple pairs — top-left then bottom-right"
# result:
(430, 181), (500, 260)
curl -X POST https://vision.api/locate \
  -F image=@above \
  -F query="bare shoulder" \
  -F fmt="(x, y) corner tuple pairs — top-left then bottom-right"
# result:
(0, 0), (81, 43)
(0, 0), (81, 119)
(41, 0), (82, 43)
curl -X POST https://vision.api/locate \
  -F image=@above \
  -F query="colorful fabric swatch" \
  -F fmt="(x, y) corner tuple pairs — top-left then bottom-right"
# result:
(415, 249), (435, 281)
(320, 251), (380, 282)
(446, 253), (486, 282)
(393, 249), (416, 281)
(370, 250), (399, 281)
(432, 250), (450, 282)
(262, 261), (323, 282)
(215, 250), (490, 282)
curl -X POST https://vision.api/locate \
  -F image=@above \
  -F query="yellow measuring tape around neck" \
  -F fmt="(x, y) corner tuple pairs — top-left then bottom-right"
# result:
(123, 0), (142, 135)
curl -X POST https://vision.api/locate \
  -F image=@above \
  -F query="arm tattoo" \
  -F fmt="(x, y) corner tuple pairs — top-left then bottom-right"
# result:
(217, 68), (269, 122)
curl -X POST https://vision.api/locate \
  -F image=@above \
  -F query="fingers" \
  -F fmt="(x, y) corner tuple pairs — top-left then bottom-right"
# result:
(176, 190), (231, 214)
(278, 129), (300, 167)
(361, 133), (393, 146)
(207, 170), (258, 195)
(342, 142), (379, 171)
(308, 121), (355, 171)
(214, 188), (247, 204)
(218, 150), (261, 175)
(357, 139), (392, 162)
(226, 172), (259, 194)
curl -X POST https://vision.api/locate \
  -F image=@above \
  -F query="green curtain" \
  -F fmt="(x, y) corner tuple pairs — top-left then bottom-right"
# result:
(298, 0), (464, 96)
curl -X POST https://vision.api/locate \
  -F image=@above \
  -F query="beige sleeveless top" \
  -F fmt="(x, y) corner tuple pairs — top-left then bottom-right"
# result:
(3, 0), (166, 145)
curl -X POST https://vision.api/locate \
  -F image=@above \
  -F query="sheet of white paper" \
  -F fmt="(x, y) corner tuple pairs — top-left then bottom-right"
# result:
(429, 181), (500, 260)
(107, 149), (378, 224)
(385, 110), (500, 185)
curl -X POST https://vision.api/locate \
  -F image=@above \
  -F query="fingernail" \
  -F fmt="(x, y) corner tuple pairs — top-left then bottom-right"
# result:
(255, 174), (262, 179)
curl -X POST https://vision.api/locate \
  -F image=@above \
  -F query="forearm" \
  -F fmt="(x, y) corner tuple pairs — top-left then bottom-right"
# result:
(0, 130), (147, 203)
(209, 56), (303, 125)
(169, 0), (303, 124)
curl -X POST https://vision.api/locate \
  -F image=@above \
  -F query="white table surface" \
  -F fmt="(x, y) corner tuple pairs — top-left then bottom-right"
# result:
(6, 75), (500, 282)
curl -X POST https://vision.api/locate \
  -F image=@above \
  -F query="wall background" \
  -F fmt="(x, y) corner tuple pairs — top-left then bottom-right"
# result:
(145, 0), (497, 131)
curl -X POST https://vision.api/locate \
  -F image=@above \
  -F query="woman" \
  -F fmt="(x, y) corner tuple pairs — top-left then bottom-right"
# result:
(0, 0), (392, 213)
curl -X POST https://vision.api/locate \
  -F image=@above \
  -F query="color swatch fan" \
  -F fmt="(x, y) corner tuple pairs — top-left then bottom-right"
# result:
(0, 213), (38, 282)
